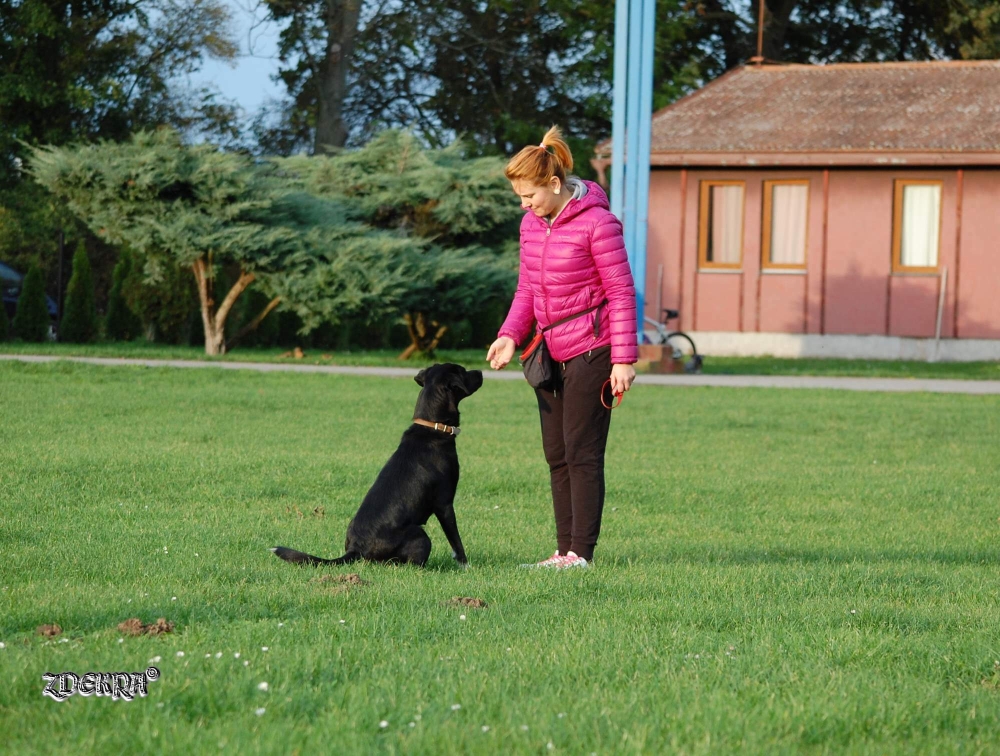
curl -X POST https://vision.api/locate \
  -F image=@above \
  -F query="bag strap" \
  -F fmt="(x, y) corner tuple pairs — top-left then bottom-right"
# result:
(540, 299), (607, 336)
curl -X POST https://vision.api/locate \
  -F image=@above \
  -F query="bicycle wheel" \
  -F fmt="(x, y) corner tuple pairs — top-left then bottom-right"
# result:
(663, 331), (703, 373)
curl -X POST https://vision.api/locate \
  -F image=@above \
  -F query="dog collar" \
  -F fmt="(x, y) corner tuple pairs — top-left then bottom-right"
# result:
(413, 419), (461, 436)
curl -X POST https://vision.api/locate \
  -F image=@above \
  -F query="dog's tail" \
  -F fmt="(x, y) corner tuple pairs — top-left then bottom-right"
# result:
(271, 546), (361, 566)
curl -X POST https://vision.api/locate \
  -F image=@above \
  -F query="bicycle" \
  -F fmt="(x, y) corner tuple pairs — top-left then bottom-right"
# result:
(641, 309), (703, 374)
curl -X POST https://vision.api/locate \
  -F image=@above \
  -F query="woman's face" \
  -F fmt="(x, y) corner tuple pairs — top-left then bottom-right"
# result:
(511, 177), (563, 218)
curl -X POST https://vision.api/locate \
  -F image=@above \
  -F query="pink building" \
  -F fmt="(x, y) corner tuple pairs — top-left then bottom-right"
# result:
(594, 61), (1000, 361)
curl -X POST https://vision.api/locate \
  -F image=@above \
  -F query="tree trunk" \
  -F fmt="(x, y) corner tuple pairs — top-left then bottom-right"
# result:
(226, 296), (282, 352)
(398, 311), (448, 360)
(192, 258), (256, 356)
(314, 0), (362, 153)
(761, 0), (800, 61)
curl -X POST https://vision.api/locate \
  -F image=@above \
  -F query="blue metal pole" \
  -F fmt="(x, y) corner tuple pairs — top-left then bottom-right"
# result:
(623, 0), (644, 294)
(610, 0), (629, 222)
(632, 0), (657, 331)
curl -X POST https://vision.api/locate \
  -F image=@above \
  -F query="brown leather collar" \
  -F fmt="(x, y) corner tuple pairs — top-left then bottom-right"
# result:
(413, 418), (461, 436)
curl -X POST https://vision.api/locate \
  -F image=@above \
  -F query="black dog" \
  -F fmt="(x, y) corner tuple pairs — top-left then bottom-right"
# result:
(272, 363), (483, 568)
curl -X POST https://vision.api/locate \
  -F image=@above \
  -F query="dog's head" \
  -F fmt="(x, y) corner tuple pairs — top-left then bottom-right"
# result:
(413, 363), (483, 422)
(414, 363), (483, 397)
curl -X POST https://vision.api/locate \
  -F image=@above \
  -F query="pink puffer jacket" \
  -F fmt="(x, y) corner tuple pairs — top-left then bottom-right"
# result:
(498, 180), (638, 364)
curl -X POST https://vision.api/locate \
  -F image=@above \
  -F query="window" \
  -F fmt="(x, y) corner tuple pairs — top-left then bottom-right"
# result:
(761, 180), (809, 270)
(892, 180), (942, 273)
(699, 181), (744, 269)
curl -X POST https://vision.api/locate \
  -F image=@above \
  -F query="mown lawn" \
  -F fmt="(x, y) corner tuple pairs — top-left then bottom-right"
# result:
(1, 361), (999, 754)
(3, 340), (1000, 380)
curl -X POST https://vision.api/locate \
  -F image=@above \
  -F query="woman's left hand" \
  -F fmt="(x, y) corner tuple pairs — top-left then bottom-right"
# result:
(609, 363), (636, 396)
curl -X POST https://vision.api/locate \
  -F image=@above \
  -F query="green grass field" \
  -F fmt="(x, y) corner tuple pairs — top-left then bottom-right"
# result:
(3, 340), (1000, 380)
(2, 360), (1000, 754)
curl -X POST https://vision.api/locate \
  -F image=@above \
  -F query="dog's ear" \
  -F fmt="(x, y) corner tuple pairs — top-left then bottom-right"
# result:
(464, 370), (484, 395)
(414, 369), (427, 387)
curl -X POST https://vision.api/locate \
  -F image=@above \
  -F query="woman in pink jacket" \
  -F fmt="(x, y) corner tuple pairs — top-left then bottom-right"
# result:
(486, 126), (638, 569)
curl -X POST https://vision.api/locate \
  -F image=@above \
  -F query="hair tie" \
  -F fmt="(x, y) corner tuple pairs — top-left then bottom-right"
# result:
(539, 142), (547, 150)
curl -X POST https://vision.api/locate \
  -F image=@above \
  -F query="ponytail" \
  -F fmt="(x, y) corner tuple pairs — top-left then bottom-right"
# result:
(504, 126), (575, 186)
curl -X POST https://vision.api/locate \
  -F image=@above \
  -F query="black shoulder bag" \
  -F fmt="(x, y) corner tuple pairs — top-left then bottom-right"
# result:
(519, 301), (606, 391)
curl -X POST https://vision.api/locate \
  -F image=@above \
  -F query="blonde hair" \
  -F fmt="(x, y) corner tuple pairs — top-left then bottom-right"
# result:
(504, 126), (574, 186)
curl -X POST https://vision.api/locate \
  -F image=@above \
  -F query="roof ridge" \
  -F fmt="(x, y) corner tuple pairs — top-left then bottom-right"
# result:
(757, 59), (1000, 70)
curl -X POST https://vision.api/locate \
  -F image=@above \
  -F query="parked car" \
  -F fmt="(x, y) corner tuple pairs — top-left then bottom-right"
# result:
(1, 260), (59, 327)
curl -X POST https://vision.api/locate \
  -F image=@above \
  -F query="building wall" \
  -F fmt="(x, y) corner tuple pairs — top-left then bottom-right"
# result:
(645, 167), (1000, 340)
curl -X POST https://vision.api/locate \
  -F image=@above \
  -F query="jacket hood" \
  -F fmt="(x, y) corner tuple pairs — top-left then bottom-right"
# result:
(526, 179), (610, 229)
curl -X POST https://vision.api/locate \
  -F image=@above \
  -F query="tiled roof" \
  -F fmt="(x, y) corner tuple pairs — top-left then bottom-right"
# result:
(595, 61), (1000, 166)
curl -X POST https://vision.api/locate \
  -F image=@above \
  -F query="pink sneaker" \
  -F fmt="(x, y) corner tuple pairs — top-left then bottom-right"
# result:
(520, 551), (565, 568)
(553, 551), (590, 569)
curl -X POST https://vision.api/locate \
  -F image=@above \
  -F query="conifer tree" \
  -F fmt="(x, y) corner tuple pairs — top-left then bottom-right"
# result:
(278, 130), (520, 358)
(105, 250), (142, 341)
(60, 240), (98, 342)
(0, 296), (9, 341)
(11, 264), (49, 342)
(30, 129), (413, 355)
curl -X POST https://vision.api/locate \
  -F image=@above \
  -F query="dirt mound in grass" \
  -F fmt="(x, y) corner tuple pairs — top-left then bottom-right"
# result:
(37, 624), (62, 638)
(311, 573), (366, 585)
(117, 618), (175, 636)
(443, 597), (488, 609)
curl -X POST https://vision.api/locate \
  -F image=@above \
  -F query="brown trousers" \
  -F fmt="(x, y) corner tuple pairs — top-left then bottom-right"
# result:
(534, 346), (614, 561)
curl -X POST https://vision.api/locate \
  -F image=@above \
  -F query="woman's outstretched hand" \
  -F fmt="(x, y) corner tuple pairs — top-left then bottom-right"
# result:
(610, 363), (636, 396)
(486, 337), (516, 370)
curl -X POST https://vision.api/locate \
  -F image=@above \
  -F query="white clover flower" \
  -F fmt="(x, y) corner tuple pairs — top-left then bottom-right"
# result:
(451, 704), (461, 711)
(255, 708), (266, 716)
(379, 720), (389, 729)
(258, 682), (269, 691)
(176, 651), (185, 657)
(261, 647), (269, 652)
(482, 725), (490, 732)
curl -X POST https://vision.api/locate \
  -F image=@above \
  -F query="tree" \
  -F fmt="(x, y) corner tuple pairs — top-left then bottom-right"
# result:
(122, 255), (200, 344)
(60, 241), (99, 343)
(277, 130), (521, 358)
(105, 250), (143, 341)
(0, 297), (9, 342)
(30, 129), (416, 355)
(0, 0), (243, 327)
(12, 265), (50, 342)
(262, 0), (363, 154)
(259, 0), (624, 164)
(0, 0), (241, 187)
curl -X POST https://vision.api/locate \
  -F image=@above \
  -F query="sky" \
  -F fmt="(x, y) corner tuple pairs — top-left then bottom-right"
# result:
(188, 0), (286, 118)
